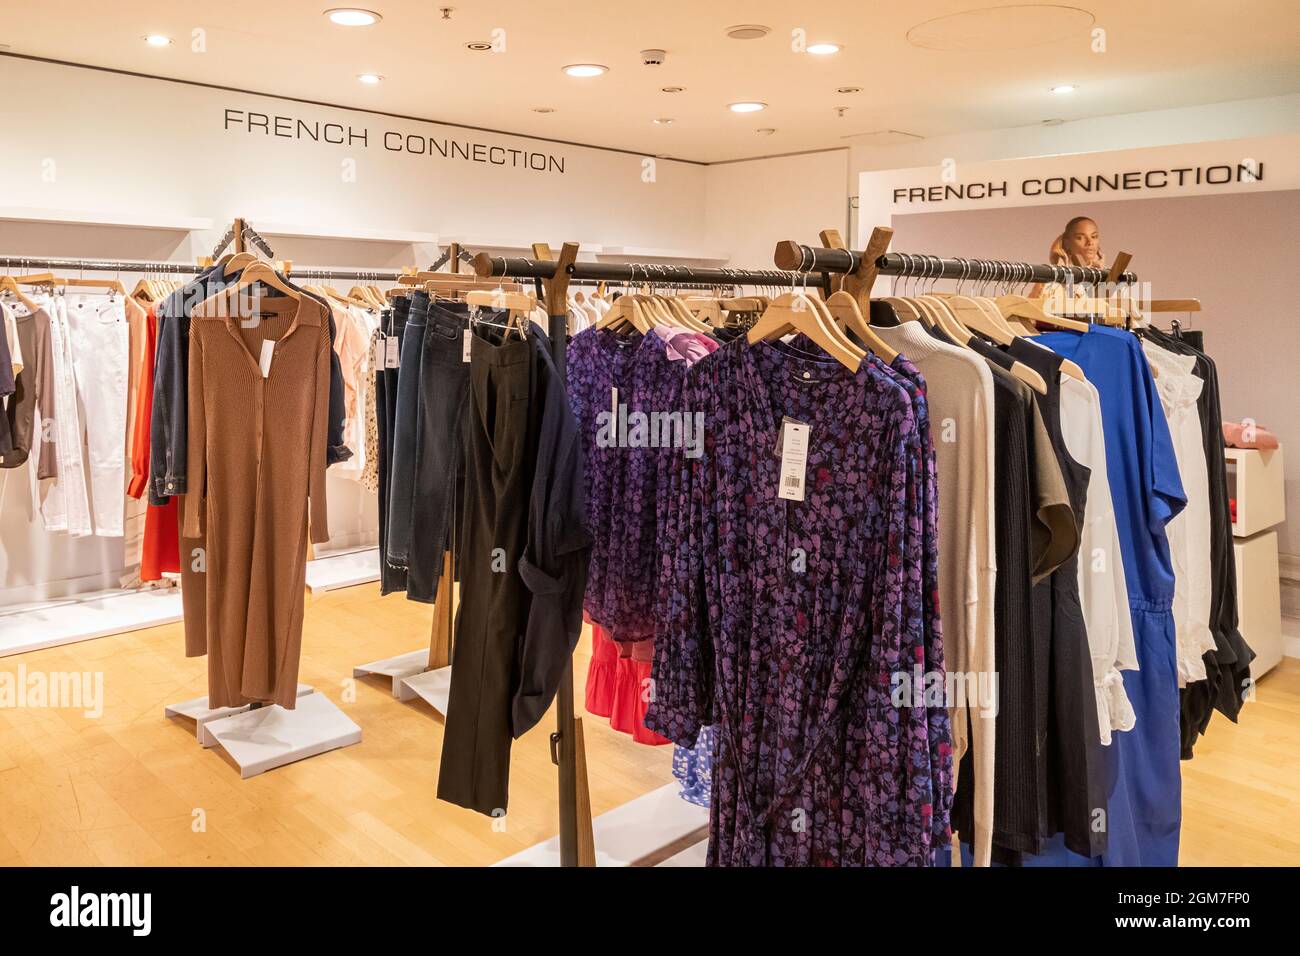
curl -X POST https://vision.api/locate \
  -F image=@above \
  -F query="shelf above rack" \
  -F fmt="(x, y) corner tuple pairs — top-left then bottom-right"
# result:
(0, 206), (214, 232)
(596, 245), (731, 265)
(253, 222), (440, 245)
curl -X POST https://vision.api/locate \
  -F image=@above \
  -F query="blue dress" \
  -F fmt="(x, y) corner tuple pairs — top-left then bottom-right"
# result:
(1027, 327), (1186, 866)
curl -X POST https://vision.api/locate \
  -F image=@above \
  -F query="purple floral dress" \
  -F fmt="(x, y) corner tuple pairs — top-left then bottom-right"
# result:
(647, 338), (951, 866)
(566, 328), (666, 639)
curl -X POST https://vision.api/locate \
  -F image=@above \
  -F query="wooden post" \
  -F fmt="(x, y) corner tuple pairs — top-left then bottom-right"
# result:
(818, 229), (847, 295)
(842, 226), (893, 315)
(531, 241), (596, 868)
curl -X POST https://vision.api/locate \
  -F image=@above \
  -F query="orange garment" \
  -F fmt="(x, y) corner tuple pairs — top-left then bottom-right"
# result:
(127, 305), (180, 580)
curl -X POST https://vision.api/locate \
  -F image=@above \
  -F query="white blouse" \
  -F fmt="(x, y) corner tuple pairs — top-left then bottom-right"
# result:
(1142, 340), (1216, 687)
(1059, 375), (1138, 744)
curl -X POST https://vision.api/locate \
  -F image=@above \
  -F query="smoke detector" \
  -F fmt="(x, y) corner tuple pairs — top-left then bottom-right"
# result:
(640, 48), (667, 66)
(725, 24), (771, 40)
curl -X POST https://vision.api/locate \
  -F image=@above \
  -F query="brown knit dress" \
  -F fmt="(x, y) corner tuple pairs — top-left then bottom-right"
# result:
(184, 296), (331, 709)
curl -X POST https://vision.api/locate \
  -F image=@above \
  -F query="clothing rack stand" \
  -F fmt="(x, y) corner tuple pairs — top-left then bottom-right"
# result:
(472, 246), (821, 868)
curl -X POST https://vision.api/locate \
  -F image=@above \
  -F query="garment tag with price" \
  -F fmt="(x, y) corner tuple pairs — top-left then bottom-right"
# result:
(778, 420), (809, 501)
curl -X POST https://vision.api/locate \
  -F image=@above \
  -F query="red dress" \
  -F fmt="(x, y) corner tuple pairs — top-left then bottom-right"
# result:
(127, 305), (180, 579)
(585, 620), (669, 746)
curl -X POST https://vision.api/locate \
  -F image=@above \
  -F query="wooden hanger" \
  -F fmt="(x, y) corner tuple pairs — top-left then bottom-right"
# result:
(0, 274), (40, 312)
(596, 293), (652, 334)
(221, 252), (258, 278)
(61, 276), (127, 295)
(193, 259), (300, 318)
(747, 288), (862, 371)
(824, 289), (898, 362)
(466, 288), (536, 339)
(920, 292), (1049, 395)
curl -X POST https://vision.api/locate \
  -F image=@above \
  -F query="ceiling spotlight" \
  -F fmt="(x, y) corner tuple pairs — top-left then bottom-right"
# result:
(563, 63), (608, 78)
(807, 42), (840, 55)
(729, 101), (767, 113)
(465, 41), (494, 51)
(837, 86), (862, 94)
(756, 128), (777, 135)
(661, 86), (685, 93)
(653, 118), (675, 125)
(325, 8), (382, 26)
(357, 73), (383, 84)
(725, 24), (771, 40)
(143, 35), (172, 47)
(532, 107), (556, 113)
(1051, 84), (1076, 94)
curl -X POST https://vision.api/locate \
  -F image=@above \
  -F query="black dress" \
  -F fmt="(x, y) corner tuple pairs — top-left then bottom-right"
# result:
(1008, 337), (1107, 860)
(1139, 328), (1254, 757)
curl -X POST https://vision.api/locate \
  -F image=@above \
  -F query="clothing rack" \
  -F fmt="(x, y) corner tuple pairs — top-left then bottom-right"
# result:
(0, 256), (407, 283)
(474, 254), (830, 293)
(772, 226), (1138, 299)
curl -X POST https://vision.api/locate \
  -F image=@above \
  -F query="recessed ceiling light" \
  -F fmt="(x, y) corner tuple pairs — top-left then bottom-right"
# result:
(729, 101), (767, 113)
(1041, 118), (1065, 126)
(532, 107), (555, 113)
(757, 128), (777, 135)
(357, 73), (383, 84)
(661, 86), (685, 93)
(563, 63), (608, 78)
(725, 24), (771, 40)
(837, 86), (862, 94)
(1051, 84), (1076, 94)
(143, 34), (172, 47)
(465, 41), (494, 52)
(653, 118), (674, 125)
(807, 42), (840, 55)
(325, 8), (382, 27)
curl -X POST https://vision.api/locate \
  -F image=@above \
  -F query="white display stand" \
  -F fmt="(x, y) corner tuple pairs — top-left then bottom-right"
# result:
(493, 782), (708, 867)
(1238, 532), (1284, 678)
(305, 547), (381, 593)
(164, 687), (361, 778)
(165, 683), (314, 743)
(0, 587), (184, 658)
(398, 666), (453, 715)
(353, 649), (430, 698)
(657, 839), (709, 867)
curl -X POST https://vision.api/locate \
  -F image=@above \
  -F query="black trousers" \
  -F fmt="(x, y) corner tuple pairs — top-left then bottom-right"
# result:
(437, 327), (537, 816)
(377, 300), (408, 595)
(406, 301), (471, 603)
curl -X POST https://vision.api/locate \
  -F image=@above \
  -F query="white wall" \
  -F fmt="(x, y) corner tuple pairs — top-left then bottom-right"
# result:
(0, 55), (713, 604)
(705, 150), (850, 271)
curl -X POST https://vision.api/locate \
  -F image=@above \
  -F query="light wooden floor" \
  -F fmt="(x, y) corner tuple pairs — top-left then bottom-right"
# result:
(0, 583), (1295, 866)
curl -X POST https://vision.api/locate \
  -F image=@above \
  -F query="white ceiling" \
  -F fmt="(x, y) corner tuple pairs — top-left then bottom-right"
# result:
(2, 0), (1297, 163)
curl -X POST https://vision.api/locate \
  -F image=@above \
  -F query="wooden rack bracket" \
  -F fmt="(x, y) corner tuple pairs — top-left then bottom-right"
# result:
(819, 229), (848, 294)
(844, 226), (894, 311)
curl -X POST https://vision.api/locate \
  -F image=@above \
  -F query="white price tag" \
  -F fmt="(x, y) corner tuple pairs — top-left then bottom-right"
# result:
(463, 328), (472, 363)
(371, 337), (384, 370)
(385, 336), (399, 368)
(258, 339), (275, 378)
(778, 421), (809, 501)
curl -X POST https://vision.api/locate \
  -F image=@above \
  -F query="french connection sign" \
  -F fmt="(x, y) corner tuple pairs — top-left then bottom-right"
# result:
(223, 107), (566, 174)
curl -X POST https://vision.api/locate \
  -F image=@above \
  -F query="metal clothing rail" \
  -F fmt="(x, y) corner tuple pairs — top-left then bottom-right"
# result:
(773, 242), (1139, 286)
(474, 253), (821, 291)
(0, 256), (406, 282)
